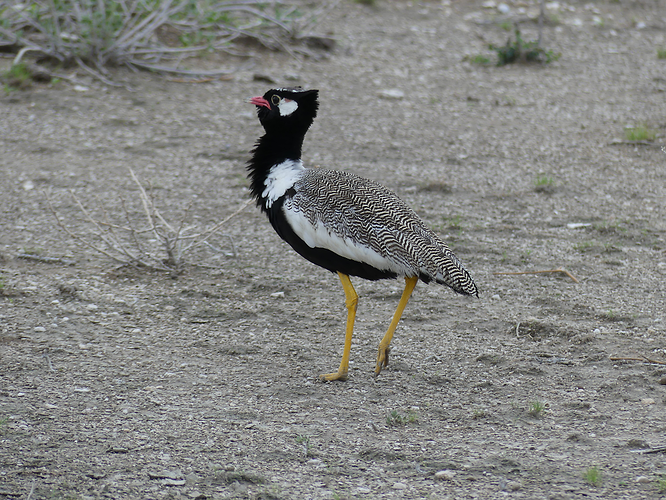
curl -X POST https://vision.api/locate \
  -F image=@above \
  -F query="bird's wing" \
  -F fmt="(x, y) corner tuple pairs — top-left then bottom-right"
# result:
(283, 169), (477, 295)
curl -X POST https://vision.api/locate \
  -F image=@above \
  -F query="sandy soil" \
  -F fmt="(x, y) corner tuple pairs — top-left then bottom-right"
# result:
(2, 0), (666, 498)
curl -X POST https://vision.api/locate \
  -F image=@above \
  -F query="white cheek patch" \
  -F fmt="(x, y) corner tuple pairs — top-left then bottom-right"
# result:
(278, 98), (298, 116)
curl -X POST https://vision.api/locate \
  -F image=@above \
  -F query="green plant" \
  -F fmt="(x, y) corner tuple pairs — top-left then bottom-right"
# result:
(386, 409), (418, 426)
(657, 48), (666, 59)
(2, 62), (33, 90)
(528, 400), (546, 418)
(534, 175), (555, 193)
(443, 215), (463, 230)
(466, 54), (491, 65)
(472, 408), (487, 419)
(296, 435), (312, 457)
(583, 466), (602, 486)
(490, 27), (560, 65)
(497, 20), (513, 31)
(657, 475), (666, 493)
(625, 123), (657, 141)
(574, 241), (596, 253)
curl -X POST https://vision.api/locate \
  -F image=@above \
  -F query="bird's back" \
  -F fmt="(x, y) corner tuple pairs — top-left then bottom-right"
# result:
(279, 168), (478, 296)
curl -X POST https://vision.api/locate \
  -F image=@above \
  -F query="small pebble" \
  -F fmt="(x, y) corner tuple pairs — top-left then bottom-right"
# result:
(87, 304), (98, 310)
(659, 375), (666, 385)
(392, 482), (407, 489)
(636, 475), (651, 483)
(435, 470), (456, 480)
(34, 326), (46, 332)
(378, 89), (405, 100)
(506, 480), (522, 491)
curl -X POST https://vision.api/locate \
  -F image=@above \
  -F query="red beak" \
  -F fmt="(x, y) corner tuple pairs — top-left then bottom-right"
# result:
(250, 96), (271, 109)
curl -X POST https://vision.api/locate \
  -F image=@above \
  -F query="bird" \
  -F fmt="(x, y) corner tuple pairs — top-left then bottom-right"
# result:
(247, 87), (478, 381)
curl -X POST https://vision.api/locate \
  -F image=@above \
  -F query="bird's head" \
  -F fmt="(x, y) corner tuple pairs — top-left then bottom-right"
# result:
(250, 87), (319, 134)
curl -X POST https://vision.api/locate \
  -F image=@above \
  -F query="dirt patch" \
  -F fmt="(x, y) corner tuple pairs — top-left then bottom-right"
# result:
(1, 1), (666, 499)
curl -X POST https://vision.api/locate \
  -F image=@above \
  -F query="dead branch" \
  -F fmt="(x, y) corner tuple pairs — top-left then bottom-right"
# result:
(45, 169), (253, 273)
(17, 253), (76, 266)
(609, 355), (666, 365)
(493, 268), (579, 283)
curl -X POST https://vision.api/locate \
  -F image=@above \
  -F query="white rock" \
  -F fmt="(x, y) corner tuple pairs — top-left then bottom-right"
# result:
(497, 3), (510, 14)
(435, 470), (456, 480)
(22, 180), (35, 191)
(34, 326), (46, 332)
(392, 482), (407, 489)
(378, 89), (405, 100)
(636, 476), (651, 483)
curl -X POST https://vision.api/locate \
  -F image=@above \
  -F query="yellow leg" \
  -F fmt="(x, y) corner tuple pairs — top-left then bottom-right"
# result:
(375, 276), (418, 376)
(320, 272), (358, 382)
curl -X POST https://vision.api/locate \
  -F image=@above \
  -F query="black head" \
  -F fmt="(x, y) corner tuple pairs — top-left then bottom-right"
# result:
(250, 87), (319, 134)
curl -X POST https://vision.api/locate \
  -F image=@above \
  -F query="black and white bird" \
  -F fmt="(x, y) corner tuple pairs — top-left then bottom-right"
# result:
(248, 87), (477, 381)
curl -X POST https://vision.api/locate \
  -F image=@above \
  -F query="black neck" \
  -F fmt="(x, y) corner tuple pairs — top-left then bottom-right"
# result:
(247, 129), (306, 208)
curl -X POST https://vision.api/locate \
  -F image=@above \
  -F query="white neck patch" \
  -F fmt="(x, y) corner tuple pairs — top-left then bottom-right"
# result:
(278, 98), (298, 117)
(262, 159), (305, 208)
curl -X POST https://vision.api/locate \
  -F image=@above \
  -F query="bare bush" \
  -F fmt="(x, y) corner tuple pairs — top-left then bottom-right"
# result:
(46, 168), (251, 273)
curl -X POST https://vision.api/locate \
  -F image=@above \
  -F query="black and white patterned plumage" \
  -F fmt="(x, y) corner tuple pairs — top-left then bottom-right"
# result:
(248, 87), (477, 297)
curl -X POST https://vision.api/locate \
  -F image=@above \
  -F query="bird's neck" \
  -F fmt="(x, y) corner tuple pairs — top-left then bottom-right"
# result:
(247, 130), (306, 207)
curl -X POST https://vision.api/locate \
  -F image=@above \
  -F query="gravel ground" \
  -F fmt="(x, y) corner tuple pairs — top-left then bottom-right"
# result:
(2, 1), (666, 499)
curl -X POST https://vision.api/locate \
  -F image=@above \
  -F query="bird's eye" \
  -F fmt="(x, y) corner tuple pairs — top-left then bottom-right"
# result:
(271, 95), (280, 105)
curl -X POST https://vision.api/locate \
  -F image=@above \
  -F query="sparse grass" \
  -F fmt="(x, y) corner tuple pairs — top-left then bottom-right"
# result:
(443, 215), (463, 230)
(472, 408), (487, 419)
(534, 175), (555, 193)
(657, 475), (666, 493)
(296, 434), (313, 457)
(657, 48), (666, 59)
(528, 400), (546, 418)
(490, 27), (560, 65)
(386, 409), (418, 426)
(574, 241), (596, 253)
(624, 123), (657, 142)
(497, 20), (513, 31)
(2, 62), (33, 90)
(583, 466), (602, 487)
(466, 54), (492, 65)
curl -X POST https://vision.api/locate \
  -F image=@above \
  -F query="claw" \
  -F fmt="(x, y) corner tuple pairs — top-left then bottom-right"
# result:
(375, 345), (390, 376)
(320, 370), (348, 382)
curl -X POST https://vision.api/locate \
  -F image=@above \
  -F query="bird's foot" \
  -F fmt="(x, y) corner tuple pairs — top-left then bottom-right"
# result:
(375, 345), (390, 376)
(319, 369), (348, 382)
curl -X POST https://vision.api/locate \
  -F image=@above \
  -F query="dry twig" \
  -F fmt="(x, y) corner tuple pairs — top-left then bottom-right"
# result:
(609, 354), (666, 365)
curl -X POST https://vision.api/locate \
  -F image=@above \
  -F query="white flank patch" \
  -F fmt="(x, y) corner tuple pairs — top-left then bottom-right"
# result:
(278, 98), (298, 116)
(283, 207), (410, 275)
(262, 160), (305, 208)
